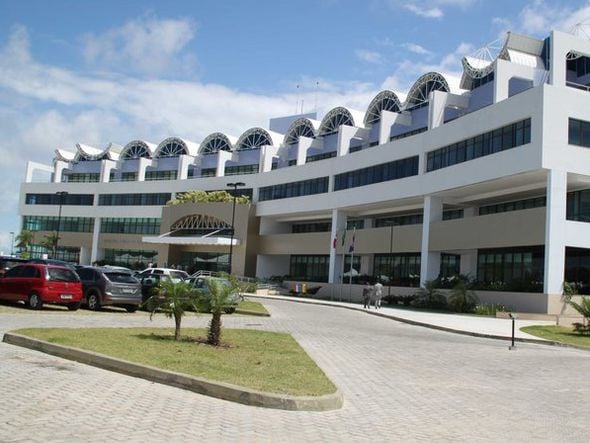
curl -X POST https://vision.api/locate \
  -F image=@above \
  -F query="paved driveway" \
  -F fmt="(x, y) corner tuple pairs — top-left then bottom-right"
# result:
(0, 299), (588, 442)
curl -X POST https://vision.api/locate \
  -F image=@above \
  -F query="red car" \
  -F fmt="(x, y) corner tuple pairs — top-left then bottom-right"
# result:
(0, 263), (82, 310)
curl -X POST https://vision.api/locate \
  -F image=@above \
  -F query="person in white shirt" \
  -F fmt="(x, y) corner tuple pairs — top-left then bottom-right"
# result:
(373, 281), (384, 309)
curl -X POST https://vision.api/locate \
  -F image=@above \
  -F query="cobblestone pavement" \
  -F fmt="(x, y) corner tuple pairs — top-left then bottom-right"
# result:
(0, 299), (588, 442)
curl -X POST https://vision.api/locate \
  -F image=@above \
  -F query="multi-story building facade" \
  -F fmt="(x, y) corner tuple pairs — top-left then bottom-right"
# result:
(19, 29), (590, 314)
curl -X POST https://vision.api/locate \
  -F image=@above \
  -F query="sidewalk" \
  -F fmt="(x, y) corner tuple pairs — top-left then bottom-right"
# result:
(248, 293), (556, 342)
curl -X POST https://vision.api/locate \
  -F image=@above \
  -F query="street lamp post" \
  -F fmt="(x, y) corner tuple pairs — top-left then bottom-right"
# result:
(9, 231), (14, 256)
(226, 182), (245, 275)
(55, 191), (68, 259)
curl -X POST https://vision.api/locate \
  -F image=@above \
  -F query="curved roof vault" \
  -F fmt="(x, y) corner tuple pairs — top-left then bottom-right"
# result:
(318, 107), (364, 136)
(404, 72), (450, 110)
(155, 137), (199, 158)
(364, 90), (402, 125)
(235, 127), (282, 151)
(198, 132), (238, 154)
(121, 140), (157, 160)
(74, 143), (111, 161)
(284, 117), (321, 145)
(54, 148), (76, 163)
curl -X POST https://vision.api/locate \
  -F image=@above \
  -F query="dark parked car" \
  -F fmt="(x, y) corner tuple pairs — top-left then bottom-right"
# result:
(76, 266), (141, 312)
(0, 263), (82, 310)
(27, 258), (77, 271)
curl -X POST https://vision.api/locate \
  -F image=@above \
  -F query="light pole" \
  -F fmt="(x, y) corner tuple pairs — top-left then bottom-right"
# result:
(9, 231), (14, 256)
(55, 191), (68, 259)
(227, 182), (245, 275)
(387, 219), (397, 297)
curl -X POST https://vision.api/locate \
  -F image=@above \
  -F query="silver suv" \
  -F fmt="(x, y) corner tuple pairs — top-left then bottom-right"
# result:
(76, 266), (141, 312)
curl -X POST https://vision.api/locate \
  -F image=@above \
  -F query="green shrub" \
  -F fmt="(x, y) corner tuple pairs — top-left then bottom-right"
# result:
(473, 303), (510, 316)
(412, 280), (447, 309)
(448, 279), (479, 313)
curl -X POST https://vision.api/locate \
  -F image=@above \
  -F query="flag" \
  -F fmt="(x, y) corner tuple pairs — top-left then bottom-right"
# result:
(332, 233), (337, 249)
(341, 229), (347, 247)
(348, 228), (356, 253)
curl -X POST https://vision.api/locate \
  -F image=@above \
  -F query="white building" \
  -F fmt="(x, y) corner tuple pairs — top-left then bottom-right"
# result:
(19, 29), (590, 315)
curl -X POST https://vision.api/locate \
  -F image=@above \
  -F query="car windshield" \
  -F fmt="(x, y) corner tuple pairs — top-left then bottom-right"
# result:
(170, 271), (187, 280)
(47, 267), (80, 282)
(104, 272), (137, 284)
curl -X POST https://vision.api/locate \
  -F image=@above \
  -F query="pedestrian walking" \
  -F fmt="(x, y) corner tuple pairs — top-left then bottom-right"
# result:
(362, 282), (372, 309)
(374, 281), (384, 309)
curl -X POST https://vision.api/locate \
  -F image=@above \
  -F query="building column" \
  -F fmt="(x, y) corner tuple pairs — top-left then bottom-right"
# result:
(420, 196), (443, 286)
(90, 216), (101, 265)
(329, 209), (347, 284)
(544, 169), (567, 295)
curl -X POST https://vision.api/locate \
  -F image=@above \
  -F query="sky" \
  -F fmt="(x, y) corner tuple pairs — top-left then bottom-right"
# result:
(1, 0), (590, 254)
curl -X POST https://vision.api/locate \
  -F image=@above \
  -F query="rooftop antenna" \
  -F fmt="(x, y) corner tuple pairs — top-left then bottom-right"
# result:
(301, 99), (304, 114)
(295, 84), (300, 114)
(314, 81), (319, 111)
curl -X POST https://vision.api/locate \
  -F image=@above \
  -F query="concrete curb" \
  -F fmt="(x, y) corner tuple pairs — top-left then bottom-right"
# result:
(249, 294), (590, 350)
(2, 332), (343, 411)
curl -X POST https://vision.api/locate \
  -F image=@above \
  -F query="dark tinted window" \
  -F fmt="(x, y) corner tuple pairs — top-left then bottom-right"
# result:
(5, 266), (24, 277)
(47, 268), (80, 282)
(76, 268), (95, 280)
(21, 266), (40, 278)
(103, 272), (138, 284)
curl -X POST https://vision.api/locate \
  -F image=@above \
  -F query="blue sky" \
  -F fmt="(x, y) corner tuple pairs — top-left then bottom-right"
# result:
(1, 0), (590, 254)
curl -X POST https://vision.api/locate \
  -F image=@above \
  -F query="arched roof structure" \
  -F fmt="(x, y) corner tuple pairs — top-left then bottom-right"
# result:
(404, 72), (450, 110)
(284, 118), (320, 145)
(155, 137), (199, 158)
(319, 107), (365, 136)
(74, 143), (112, 162)
(54, 149), (76, 162)
(236, 128), (282, 151)
(199, 132), (237, 154)
(170, 214), (231, 232)
(121, 140), (156, 159)
(364, 90), (402, 125)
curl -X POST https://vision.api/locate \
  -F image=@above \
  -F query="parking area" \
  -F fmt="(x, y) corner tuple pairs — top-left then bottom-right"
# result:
(1, 298), (588, 442)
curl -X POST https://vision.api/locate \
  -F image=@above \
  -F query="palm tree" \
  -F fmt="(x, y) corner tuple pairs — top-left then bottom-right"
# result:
(413, 280), (447, 309)
(15, 229), (34, 258)
(448, 278), (479, 313)
(40, 232), (59, 257)
(197, 277), (240, 346)
(568, 296), (590, 334)
(145, 279), (200, 341)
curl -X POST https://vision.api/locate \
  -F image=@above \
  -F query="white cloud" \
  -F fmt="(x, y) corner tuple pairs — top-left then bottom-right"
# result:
(355, 49), (384, 64)
(82, 15), (197, 77)
(402, 43), (432, 55)
(404, 4), (444, 19)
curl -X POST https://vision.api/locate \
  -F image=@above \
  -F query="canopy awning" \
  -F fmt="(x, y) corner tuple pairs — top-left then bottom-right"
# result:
(142, 233), (240, 246)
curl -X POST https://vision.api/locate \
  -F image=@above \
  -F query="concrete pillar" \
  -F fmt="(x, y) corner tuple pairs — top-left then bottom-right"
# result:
(296, 136), (314, 166)
(53, 161), (69, 183)
(137, 158), (152, 182)
(420, 196), (443, 286)
(379, 110), (398, 145)
(544, 169), (567, 295)
(217, 150), (232, 177)
(329, 209), (347, 284)
(90, 217), (101, 265)
(177, 155), (193, 180)
(260, 145), (280, 173)
(100, 159), (117, 183)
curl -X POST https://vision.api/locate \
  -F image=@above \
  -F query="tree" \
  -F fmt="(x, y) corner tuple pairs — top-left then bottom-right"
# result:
(568, 296), (590, 335)
(166, 190), (250, 206)
(15, 230), (35, 258)
(448, 278), (479, 313)
(40, 232), (59, 256)
(196, 277), (241, 346)
(412, 280), (447, 309)
(145, 279), (200, 341)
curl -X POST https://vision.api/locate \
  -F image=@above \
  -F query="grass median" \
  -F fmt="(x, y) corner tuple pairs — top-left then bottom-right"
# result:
(521, 325), (590, 349)
(14, 327), (336, 396)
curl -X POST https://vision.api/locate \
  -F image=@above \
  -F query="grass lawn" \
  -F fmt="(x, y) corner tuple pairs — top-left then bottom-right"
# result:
(237, 299), (269, 315)
(521, 325), (590, 349)
(14, 327), (336, 396)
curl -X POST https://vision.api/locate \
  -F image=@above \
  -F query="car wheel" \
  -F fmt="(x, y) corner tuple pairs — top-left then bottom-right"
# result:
(87, 292), (101, 311)
(28, 293), (43, 310)
(125, 305), (138, 313)
(67, 302), (81, 311)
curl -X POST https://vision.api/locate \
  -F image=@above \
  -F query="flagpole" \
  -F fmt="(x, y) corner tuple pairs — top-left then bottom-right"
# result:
(339, 228), (347, 302)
